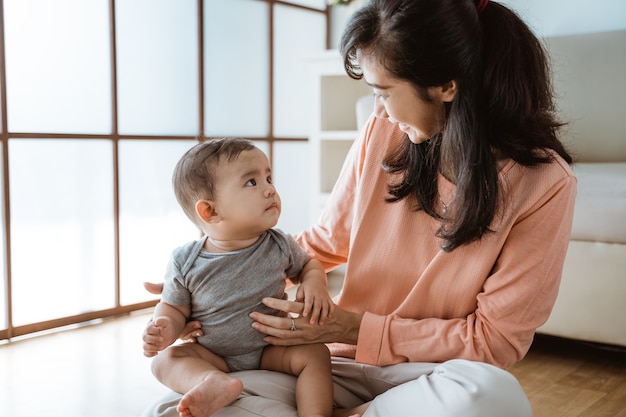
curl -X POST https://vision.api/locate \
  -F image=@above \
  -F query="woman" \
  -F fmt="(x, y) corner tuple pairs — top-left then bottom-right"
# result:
(144, 0), (576, 415)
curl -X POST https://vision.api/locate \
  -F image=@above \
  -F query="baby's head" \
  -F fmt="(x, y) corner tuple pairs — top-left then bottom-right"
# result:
(173, 138), (281, 236)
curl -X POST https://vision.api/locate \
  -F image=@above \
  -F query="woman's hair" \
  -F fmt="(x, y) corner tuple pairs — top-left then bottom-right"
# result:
(172, 137), (255, 225)
(340, 0), (572, 251)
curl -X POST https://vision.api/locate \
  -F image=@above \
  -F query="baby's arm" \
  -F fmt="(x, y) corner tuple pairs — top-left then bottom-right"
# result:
(294, 259), (334, 325)
(142, 301), (191, 357)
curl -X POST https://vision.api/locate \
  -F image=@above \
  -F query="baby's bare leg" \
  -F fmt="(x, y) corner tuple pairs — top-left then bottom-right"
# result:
(261, 344), (333, 417)
(152, 343), (243, 417)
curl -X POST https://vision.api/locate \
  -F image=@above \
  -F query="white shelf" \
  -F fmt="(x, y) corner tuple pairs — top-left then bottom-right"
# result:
(307, 50), (371, 222)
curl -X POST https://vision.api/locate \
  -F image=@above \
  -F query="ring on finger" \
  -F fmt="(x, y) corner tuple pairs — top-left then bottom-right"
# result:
(290, 317), (297, 331)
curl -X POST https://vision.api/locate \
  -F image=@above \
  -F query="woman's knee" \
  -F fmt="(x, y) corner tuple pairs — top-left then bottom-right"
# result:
(365, 359), (532, 417)
(432, 360), (532, 417)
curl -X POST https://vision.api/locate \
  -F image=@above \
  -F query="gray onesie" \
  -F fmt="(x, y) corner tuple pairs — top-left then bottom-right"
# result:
(161, 229), (309, 372)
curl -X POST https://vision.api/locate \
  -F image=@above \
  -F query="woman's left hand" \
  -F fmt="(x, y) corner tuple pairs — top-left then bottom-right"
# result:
(250, 297), (362, 346)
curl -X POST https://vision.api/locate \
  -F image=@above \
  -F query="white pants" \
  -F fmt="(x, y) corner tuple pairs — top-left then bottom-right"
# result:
(142, 358), (532, 417)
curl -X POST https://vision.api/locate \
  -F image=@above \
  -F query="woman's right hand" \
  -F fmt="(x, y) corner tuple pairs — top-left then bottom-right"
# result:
(144, 281), (204, 343)
(250, 297), (363, 346)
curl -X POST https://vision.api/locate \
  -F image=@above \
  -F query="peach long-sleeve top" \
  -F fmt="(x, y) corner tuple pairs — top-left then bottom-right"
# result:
(297, 115), (577, 369)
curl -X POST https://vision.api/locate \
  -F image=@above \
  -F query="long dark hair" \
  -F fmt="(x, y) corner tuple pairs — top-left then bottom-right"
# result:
(340, 0), (572, 252)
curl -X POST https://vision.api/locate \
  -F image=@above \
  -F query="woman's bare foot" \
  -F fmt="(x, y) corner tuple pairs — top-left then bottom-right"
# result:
(177, 372), (243, 417)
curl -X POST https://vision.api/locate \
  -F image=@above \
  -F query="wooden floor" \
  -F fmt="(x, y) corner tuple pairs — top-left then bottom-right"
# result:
(509, 334), (626, 417)
(0, 310), (624, 417)
(0, 311), (170, 417)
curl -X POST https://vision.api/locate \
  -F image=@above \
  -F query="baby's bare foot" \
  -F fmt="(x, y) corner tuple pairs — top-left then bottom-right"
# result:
(177, 373), (243, 417)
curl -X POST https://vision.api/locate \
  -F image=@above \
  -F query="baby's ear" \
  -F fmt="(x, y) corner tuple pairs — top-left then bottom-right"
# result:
(195, 200), (220, 223)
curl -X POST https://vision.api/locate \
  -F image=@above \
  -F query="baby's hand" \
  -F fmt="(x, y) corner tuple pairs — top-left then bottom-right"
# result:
(296, 282), (335, 326)
(142, 316), (178, 357)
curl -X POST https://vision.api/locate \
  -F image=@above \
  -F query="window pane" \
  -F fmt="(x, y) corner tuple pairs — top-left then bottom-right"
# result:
(0, 79), (4, 134)
(274, 141), (312, 234)
(286, 0), (326, 10)
(4, 0), (112, 134)
(116, 0), (199, 136)
(118, 140), (199, 305)
(274, 5), (327, 137)
(0, 142), (5, 330)
(204, 0), (269, 137)
(9, 140), (115, 326)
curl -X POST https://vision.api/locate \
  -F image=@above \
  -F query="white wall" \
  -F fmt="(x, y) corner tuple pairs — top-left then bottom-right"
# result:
(331, 1), (626, 50)
(499, 0), (626, 37)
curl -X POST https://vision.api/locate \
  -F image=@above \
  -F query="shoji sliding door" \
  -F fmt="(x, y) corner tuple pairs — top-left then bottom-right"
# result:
(0, 0), (328, 340)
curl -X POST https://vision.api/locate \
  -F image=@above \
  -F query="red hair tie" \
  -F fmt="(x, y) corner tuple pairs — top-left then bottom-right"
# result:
(477, 0), (489, 13)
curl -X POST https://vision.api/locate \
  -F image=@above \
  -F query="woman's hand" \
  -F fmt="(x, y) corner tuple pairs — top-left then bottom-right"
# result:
(250, 297), (363, 346)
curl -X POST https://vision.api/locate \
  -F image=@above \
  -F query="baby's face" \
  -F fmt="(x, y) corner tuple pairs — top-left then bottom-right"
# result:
(210, 148), (281, 239)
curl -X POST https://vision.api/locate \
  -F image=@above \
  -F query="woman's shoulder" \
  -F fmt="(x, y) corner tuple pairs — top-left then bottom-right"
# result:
(502, 149), (575, 186)
(500, 150), (577, 215)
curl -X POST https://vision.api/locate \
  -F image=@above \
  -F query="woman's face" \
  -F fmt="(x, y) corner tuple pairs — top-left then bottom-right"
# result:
(359, 54), (456, 144)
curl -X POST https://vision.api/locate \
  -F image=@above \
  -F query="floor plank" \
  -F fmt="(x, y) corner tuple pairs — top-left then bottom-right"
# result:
(509, 334), (626, 417)
(1, 310), (625, 417)
(0, 311), (169, 417)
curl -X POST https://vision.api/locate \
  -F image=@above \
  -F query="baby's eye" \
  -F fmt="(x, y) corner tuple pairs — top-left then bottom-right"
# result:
(245, 179), (257, 186)
(266, 176), (273, 184)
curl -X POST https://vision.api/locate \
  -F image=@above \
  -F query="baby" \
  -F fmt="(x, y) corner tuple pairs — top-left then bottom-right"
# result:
(142, 138), (336, 417)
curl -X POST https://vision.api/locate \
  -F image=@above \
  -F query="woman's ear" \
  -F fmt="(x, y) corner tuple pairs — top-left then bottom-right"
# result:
(440, 80), (458, 102)
(195, 200), (219, 223)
